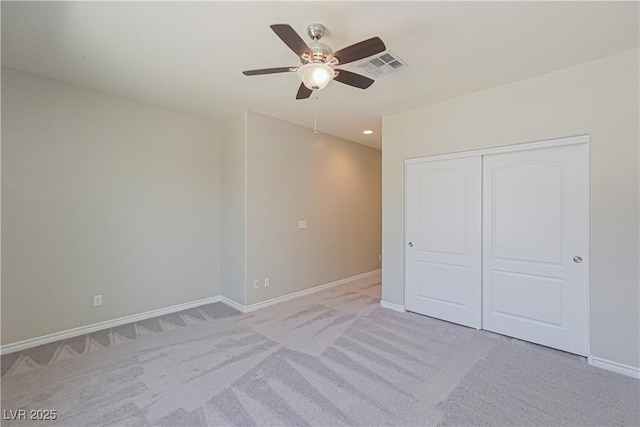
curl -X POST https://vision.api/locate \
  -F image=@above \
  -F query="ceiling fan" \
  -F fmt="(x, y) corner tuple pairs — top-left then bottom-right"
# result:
(242, 23), (386, 99)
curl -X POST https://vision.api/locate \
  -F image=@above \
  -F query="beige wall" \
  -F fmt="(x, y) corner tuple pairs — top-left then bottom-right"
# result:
(382, 50), (639, 368)
(1, 72), (381, 345)
(245, 111), (382, 306)
(2, 68), (222, 344)
(221, 111), (247, 305)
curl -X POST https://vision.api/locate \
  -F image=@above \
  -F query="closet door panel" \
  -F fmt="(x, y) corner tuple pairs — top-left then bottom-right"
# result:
(405, 157), (482, 329)
(482, 144), (589, 355)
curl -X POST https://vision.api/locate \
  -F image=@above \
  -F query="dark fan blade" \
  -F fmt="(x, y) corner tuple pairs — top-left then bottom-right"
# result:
(329, 37), (386, 65)
(334, 69), (374, 89)
(242, 67), (297, 76)
(296, 83), (312, 100)
(270, 24), (312, 58)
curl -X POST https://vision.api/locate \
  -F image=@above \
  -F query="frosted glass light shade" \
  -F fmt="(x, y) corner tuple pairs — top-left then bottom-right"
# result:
(296, 63), (335, 91)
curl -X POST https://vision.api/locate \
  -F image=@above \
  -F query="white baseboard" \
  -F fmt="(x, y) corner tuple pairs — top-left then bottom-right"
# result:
(244, 269), (381, 313)
(380, 300), (406, 313)
(219, 296), (247, 314)
(588, 355), (640, 379)
(1, 270), (382, 355)
(0, 296), (221, 355)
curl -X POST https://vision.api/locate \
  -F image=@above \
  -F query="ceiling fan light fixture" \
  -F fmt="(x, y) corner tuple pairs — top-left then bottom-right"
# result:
(243, 23), (385, 100)
(297, 62), (335, 91)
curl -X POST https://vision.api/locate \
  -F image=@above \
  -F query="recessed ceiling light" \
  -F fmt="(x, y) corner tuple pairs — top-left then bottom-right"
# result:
(363, 130), (374, 135)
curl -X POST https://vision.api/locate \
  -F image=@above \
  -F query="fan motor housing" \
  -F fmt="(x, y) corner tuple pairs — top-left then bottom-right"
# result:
(308, 42), (332, 62)
(300, 42), (333, 64)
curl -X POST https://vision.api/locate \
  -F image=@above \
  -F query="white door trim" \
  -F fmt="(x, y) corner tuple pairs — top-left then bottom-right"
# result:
(405, 134), (589, 165)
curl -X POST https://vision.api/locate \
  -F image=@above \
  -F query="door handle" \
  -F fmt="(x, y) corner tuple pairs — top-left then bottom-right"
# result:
(408, 242), (413, 247)
(573, 256), (583, 263)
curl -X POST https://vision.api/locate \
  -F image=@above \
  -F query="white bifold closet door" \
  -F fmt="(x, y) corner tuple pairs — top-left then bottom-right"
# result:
(482, 144), (589, 356)
(405, 157), (482, 329)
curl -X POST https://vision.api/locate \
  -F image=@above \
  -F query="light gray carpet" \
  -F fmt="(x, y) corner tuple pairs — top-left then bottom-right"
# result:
(2, 279), (638, 426)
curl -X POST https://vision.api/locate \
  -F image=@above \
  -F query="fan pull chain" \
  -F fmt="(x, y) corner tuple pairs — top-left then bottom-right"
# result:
(314, 96), (319, 135)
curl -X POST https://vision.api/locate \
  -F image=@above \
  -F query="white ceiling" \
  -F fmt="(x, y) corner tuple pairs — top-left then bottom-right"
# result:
(2, 1), (638, 150)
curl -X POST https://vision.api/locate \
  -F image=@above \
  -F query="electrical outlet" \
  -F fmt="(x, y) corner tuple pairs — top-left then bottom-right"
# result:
(298, 220), (308, 229)
(253, 280), (259, 289)
(264, 278), (270, 288)
(93, 294), (103, 307)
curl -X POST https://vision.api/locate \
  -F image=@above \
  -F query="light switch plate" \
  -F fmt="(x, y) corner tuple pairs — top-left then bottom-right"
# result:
(298, 220), (308, 229)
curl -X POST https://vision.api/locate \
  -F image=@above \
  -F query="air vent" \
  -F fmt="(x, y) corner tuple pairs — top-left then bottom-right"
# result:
(356, 51), (407, 77)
